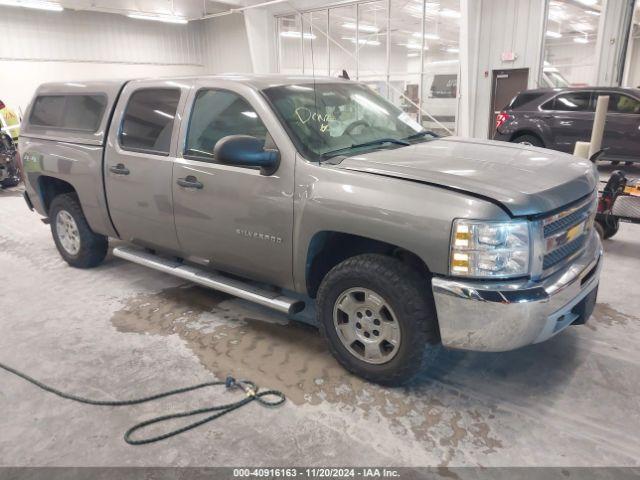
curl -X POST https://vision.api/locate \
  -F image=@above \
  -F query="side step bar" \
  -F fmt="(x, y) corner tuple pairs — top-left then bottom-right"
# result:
(112, 246), (305, 315)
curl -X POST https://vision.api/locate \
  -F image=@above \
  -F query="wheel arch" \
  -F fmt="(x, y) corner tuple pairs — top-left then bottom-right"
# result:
(305, 231), (431, 298)
(510, 130), (545, 146)
(37, 175), (77, 214)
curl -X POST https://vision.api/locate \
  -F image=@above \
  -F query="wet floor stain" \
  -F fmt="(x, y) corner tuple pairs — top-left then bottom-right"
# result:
(111, 284), (504, 461)
(587, 303), (633, 331)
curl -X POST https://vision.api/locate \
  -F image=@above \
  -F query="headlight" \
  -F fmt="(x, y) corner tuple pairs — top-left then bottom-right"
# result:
(450, 219), (530, 278)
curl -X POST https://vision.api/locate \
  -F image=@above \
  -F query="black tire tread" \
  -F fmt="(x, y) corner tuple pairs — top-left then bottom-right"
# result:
(511, 133), (544, 147)
(317, 254), (438, 385)
(50, 193), (108, 268)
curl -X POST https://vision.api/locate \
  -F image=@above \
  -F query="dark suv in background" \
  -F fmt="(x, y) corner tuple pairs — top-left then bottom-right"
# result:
(494, 87), (640, 164)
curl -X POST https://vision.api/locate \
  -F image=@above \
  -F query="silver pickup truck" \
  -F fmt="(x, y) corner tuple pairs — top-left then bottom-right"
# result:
(19, 75), (602, 384)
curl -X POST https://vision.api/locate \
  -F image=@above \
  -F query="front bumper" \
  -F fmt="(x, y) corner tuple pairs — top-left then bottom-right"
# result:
(432, 231), (603, 352)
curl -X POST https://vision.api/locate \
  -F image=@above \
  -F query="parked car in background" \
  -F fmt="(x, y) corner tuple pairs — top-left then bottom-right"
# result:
(493, 87), (640, 164)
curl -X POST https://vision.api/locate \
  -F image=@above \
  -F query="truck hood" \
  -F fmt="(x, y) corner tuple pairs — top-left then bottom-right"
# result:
(334, 136), (597, 216)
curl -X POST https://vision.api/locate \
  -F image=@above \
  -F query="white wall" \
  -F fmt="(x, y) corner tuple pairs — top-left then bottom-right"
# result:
(464, 0), (546, 138)
(0, 7), (207, 112)
(201, 13), (253, 74)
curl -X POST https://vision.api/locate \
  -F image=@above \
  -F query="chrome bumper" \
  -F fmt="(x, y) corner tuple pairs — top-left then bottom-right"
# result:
(432, 231), (603, 352)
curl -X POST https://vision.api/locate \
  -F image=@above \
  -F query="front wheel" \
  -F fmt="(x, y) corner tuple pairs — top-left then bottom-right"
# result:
(316, 254), (439, 385)
(50, 193), (108, 268)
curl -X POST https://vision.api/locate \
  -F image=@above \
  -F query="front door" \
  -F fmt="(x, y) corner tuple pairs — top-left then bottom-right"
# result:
(172, 85), (294, 287)
(105, 81), (190, 251)
(489, 68), (529, 138)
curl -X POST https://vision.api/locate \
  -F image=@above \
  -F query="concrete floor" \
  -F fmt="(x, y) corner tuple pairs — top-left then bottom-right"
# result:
(1, 175), (640, 468)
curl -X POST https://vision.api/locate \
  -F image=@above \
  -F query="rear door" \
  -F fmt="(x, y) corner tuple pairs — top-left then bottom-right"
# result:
(600, 92), (640, 161)
(105, 80), (191, 251)
(542, 91), (594, 153)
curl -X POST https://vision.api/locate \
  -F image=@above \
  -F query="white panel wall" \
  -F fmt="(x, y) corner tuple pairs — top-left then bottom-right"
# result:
(201, 13), (253, 74)
(0, 7), (207, 111)
(463, 0), (546, 138)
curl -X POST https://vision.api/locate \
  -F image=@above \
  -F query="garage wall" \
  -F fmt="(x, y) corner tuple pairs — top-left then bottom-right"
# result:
(201, 13), (254, 74)
(463, 0), (546, 139)
(0, 7), (207, 112)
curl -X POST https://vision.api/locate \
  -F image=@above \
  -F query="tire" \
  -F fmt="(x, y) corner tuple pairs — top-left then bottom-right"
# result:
(511, 134), (543, 147)
(316, 254), (439, 385)
(603, 218), (619, 239)
(49, 193), (108, 268)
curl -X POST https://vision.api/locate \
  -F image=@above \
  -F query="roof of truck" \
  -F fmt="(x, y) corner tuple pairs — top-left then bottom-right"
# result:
(36, 74), (349, 94)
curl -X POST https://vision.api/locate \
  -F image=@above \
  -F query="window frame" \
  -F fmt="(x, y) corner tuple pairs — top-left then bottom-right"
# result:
(540, 91), (595, 112)
(596, 91), (640, 115)
(182, 87), (270, 164)
(118, 87), (181, 157)
(28, 93), (108, 133)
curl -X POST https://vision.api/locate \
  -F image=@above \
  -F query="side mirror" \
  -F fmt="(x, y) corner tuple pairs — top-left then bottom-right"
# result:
(214, 135), (280, 176)
(589, 148), (607, 164)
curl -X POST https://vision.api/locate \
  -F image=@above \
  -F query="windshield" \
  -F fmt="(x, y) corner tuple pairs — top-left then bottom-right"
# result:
(263, 82), (434, 161)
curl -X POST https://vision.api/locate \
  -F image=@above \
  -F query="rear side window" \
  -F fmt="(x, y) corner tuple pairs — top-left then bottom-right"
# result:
(30, 94), (106, 132)
(119, 88), (180, 155)
(543, 92), (593, 112)
(508, 92), (545, 109)
(184, 89), (267, 162)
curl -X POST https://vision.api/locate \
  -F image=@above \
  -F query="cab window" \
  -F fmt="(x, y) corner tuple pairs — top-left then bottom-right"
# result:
(607, 94), (640, 114)
(119, 88), (180, 155)
(184, 89), (268, 162)
(542, 92), (593, 112)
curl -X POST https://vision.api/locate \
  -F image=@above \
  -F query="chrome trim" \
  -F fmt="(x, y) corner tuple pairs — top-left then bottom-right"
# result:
(113, 246), (305, 315)
(432, 231), (602, 352)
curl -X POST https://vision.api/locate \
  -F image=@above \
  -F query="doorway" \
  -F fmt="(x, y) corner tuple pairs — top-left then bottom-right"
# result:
(489, 68), (529, 138)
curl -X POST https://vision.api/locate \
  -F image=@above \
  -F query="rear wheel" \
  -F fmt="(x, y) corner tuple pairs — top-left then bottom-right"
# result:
(511, 134), (543, 147)
(316, 254), (439, 385)
(50, 193), (108, 268)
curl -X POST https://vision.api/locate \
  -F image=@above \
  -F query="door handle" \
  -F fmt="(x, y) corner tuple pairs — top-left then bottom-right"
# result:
(177, 175), (203, 189)
(109, 163), (130, 175)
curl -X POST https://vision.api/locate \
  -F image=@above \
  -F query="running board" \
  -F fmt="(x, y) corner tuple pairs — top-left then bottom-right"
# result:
(112, 246), (305, 315)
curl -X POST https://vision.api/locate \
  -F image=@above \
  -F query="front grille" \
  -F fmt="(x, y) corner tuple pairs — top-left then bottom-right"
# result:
(543, 234), (588, 270)
(541, 194), (596, 275)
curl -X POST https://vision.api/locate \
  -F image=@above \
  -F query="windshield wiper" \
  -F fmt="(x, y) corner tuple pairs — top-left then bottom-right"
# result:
(320, 138), (409, 160)
(404, 130), (438, 141)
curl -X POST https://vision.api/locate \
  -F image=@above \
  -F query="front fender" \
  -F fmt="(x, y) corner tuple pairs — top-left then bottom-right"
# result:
(291, 158), (511, 294)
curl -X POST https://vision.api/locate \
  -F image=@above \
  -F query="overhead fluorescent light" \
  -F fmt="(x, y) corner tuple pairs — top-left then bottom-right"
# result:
(342, 36), (381, 46)
(585, 10), (600, 16)
(342, 22), (379, 33)
(0, 0), (63, 11)
(446, 47), (459, 53)
(576, 0), (597, 5)
(439, 9), (461, 18)
(574, 36), (589, 43)
(280, 30), (316, 39)
(412, 32), (440, 40)
(546, 31), (562, 38)
(127, 13), (188, 24)
(402, 42), (429, 51)
(407, 53), (420, 57)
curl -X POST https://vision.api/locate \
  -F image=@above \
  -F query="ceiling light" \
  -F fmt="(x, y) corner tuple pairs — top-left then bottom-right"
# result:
(127, 13), (188, 24)
(546, 31), (562, 38)
(576, 0), (597, 5)
(446, 47), (459, 53)
(585, 10), (600, 15)
(412, 32), (440, 40)
(439, 9), (461, 18)
(342, 36), (380, 46)
(0, 0), (63, 11)
(342, 22), (379, 33)
(403, 42), (429, 50)
(571, 22), (593, 31)
(574, 36), (589, 43)
(280, 31), (316, 39)
(407, 53), (419, 57)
